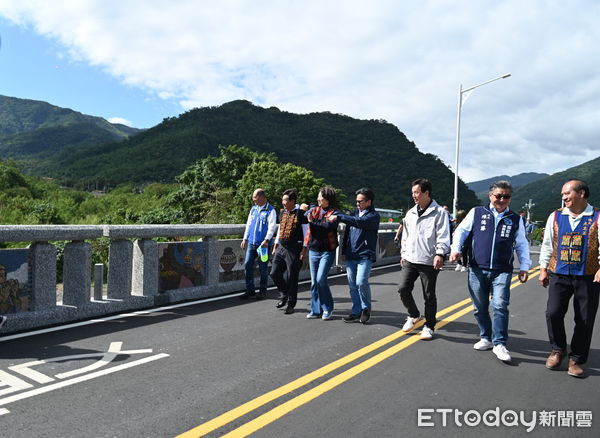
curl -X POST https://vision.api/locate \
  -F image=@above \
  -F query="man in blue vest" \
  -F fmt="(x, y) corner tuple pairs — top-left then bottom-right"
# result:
(539, 179), (600, 378)
(450, 181), (531, 362)
(240, 188), (277, 300)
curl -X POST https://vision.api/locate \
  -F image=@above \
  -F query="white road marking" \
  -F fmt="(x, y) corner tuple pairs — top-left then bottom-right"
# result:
(55, 342), (152, 379)
(9, 342), (153, 382)
(0, 370), (33, 397)
(8, 362), (55, 384)
(0, 353), (169, 415)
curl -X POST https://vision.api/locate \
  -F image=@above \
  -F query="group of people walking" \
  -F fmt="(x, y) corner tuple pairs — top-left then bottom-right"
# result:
(239, 186), (379, 324)
(240, 177), (599, 378)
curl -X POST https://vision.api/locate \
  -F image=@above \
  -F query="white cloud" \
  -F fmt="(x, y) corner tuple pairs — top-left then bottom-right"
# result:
(107, 117), (132, 126)
(0, 0), (599, 182)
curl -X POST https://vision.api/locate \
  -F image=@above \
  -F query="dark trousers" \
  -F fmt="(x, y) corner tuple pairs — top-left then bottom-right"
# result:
(398, 261), (439, 329)
(270, 245), (303, 308)
(460, 247), (469, 267)
(546, 273), (600, 364)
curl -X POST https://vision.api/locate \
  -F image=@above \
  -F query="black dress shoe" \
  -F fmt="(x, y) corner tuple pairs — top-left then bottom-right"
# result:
(240, 292), (256, 300)
(284, 306), (295, 314)
(256, 292), (267, 300)
(360, 309), (371, 324)
(276, 300), (288, 309)
(343, 314), (359, 323)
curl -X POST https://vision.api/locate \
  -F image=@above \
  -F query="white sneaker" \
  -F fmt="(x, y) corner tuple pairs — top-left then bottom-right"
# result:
(402, 315), (423, 332)
(473, 338), (493, 351)
(419, 326), (434, 340)
(492, 344), (512, 362)
(322, 311), (333, 320)
(460, 266), (468, 272)
(455, 264), (462, 271)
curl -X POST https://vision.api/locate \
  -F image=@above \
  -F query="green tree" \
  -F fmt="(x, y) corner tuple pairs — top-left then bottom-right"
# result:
(0, 161), (29, 190)
(166, 145), (276, 223)
(233, 161), (334, 221)
(31, 202), (62, 224)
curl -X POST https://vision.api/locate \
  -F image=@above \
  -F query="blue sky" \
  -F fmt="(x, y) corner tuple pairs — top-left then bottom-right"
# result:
(0, 0), (599, 182)
(0, 18), (180, 127)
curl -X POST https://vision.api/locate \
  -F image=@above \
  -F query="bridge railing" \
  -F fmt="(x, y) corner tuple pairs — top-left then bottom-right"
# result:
(0, 223), (400, 334)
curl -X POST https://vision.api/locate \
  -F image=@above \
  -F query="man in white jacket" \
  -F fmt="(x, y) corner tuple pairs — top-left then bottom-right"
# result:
(398, 178), (451, 340)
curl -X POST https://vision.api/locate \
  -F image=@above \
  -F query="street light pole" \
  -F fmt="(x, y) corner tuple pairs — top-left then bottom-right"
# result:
(452, 73), (511, 218)
(453, 83), (463, 221)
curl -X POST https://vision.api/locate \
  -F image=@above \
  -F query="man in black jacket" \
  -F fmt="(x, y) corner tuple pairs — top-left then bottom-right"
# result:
(329, 188), (380, 323)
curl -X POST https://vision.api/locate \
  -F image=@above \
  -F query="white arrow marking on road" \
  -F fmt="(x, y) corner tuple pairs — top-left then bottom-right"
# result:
(0, 370), (33, 397)
(8, 342), (153, 383)
(56, 342), (152, 379)
(0, 353), (169, 415)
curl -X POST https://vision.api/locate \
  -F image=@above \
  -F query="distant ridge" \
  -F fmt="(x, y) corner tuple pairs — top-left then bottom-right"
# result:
(13, 99), (480, 210)
(468, 172), (549, 203)
(0, 94), (141, 160)
(512, 156), (600, 220)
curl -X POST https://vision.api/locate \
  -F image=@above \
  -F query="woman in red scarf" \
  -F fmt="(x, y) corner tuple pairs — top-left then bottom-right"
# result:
(303, 187), (340, 320)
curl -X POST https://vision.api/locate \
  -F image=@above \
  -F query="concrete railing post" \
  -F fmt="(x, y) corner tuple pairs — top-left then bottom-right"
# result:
(62, 241), (92, 306)
(29, 242), (57, 310)
(204, 236), (219, 287)
(132, 238), (158, 297)
(94, 263), (104, 300)
(107, 239), (133, 299)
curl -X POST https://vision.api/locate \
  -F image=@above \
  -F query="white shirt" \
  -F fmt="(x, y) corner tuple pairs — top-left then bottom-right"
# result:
(539, 204), (599, 268)
(451, 204), (531, 271)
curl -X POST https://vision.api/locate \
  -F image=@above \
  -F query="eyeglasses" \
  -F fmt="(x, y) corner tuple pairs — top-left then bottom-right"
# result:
(492, 194), (512, 200)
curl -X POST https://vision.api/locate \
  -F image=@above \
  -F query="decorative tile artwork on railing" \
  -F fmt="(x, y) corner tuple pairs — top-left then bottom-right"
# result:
(158, 242), (207, 292)
(0, 248), (30, 313)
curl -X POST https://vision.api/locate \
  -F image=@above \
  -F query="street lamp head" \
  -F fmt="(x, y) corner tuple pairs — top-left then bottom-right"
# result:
(501, 73), (512, 79)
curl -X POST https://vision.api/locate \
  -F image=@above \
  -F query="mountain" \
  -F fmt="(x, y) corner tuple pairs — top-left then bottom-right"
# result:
(0, 95), (141, 160)
(468, 172), (549, 202)
(511, 156), (600, 221)
(28, 100), (479, 210)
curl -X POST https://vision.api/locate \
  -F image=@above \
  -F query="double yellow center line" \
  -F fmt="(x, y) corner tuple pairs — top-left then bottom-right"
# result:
(177, 266), (541, 438)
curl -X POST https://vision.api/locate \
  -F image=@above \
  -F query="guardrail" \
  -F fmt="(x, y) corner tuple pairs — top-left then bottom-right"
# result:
(0, 223), (400, 334)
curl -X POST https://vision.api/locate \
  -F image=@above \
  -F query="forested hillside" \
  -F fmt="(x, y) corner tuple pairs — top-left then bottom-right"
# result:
(33, 100), (479, 210)
(512, 157), (600, 220)
(0, 94), (140, 160)
(468, 172), (549, 203)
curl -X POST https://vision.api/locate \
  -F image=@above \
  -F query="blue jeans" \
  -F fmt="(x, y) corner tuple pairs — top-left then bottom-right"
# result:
(467, 267), (512, 345)
(346, 258), (373, 315)
(245, 243), (271, 294)
(309, 250), (335, 314)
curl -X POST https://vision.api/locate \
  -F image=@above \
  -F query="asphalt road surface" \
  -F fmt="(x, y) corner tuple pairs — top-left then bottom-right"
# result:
(1, 263), (598, 437)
